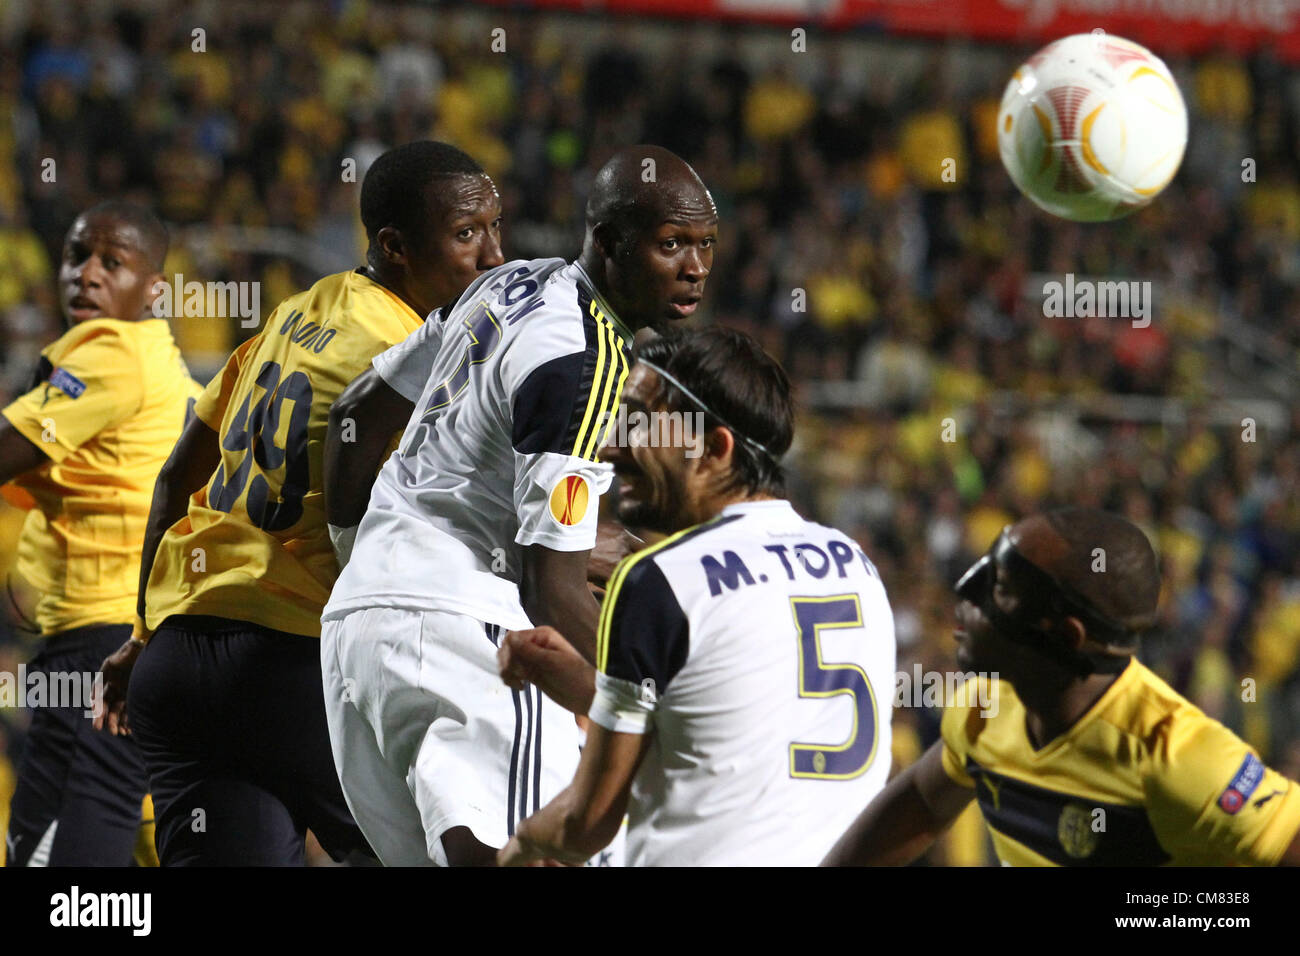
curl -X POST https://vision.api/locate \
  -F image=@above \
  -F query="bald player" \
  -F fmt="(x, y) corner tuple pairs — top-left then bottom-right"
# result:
(320, 145), (717, 866)
(1, 201), (198, 866)
(95, 142), (504, 865)
(823, 508), (1300, 867)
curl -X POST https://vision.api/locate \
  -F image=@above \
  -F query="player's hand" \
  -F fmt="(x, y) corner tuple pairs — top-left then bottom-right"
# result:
(498, 836), (543, 866)
(587, 521), (643, 588)
(499, 626), (596, 715)
(94, 637), (144, 735)
(497, 836), (577, 867)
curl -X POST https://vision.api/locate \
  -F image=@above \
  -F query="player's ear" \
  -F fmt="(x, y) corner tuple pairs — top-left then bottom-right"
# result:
(592, 222), (620, 262)
(1060, 615), (1088, 651)
(704, 426), (736, 472)
(374, 226), (407, 266)
(144, 272), (166, 316)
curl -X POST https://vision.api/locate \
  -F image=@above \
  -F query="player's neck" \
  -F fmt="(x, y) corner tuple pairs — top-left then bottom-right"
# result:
(364, 264), (423, 317)
(1021, 671), (1120, 750)
(574, 250), (631, 329)
(692, 490), (779, 526)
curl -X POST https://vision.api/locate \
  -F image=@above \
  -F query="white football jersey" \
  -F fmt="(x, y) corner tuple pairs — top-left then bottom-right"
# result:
(589, 499), (896, 866)
(323, 259), (632, 630)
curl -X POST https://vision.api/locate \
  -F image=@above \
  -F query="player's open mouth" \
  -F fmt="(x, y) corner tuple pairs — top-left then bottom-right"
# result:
(670, 298), (700, 317)
(67, 295), (103, 317)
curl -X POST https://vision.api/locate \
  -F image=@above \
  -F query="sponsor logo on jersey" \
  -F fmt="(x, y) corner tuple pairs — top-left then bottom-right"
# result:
(1057, 802), (1099, 859)
(549, 474), (589, 526)
(1218, 753), (1264, 815)
(48, 367), (87, 399)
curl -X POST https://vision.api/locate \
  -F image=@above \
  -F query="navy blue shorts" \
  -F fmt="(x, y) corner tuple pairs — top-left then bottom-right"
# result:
(5, 623), (148, 866)
(126, 615), (374, 866)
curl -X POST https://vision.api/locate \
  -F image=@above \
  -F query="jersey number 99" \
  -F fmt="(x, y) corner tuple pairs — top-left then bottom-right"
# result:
(209, 360), (313, 531)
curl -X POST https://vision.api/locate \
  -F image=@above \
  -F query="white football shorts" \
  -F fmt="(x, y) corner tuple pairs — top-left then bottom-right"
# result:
(321, 606), (580, 865)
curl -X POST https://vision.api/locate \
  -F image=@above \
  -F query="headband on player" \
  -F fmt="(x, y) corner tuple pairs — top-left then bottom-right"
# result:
(639, 358), (780, 465)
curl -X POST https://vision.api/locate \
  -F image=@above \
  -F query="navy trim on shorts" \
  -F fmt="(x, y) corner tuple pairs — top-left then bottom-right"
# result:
(507, 689), (523, 836)
(532, 686), (543, 815)
(519, 688), (534, 827)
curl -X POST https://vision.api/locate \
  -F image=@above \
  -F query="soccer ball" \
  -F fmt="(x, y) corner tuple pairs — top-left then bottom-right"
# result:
(998, 33), (1188, 222)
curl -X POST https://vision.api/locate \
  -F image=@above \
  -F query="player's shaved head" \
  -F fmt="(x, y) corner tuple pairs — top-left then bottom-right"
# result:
(1011, 508), (1160, 632)
(578, 145), (717, 332)
(585, 145), (715, 239)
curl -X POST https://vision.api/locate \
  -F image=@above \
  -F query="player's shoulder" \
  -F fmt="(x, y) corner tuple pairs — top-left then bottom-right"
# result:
(492, 259), (632, 392)
(452, 257), (570, 321)
(49, 317), (141, 354)
(940, 673), (1018, 757)
(43, 318), (149, 387)
(488, 258), (601, 352)
(639, 508), (757, 568)
(610, 505), (788, 600)
(682, 502), (881, 577)
(603, 514), (738, 610)
(277, 269), (414, 331)
(1098, 659), (1203, 750)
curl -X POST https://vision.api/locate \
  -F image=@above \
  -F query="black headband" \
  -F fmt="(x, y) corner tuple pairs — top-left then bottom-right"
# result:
(639, 359), (781, 465)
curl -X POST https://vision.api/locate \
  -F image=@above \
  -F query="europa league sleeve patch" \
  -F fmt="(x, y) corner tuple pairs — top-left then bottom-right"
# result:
(548, 474), (590, 527)
(49, 367), (88, 399)
(1217, 754), (1264, 815)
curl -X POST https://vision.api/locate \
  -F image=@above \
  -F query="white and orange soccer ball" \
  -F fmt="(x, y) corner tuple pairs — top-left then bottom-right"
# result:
(998, 33), (1188, 222)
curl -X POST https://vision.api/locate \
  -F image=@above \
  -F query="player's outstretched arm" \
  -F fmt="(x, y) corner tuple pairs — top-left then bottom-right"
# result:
(324, 367), (414, 532)
(519, 544), (601, 663)
(822, 741), (974, 866)
(0, 420), (49, 485)
(94, 415), (221, 734)
(499, 719), (650, 866)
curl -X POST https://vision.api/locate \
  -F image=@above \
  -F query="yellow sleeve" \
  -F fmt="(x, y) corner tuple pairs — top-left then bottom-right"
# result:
(939, 692), (977, 787)
(1148, 711), (1300, 866)
(1, 327), (143, 463)
(195, 334), (261, 429)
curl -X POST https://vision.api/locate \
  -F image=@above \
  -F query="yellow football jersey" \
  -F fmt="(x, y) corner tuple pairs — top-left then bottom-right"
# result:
(1, 318), (199, 635)
(941, 660), (1300, 866)
(144, 269), (423, 637)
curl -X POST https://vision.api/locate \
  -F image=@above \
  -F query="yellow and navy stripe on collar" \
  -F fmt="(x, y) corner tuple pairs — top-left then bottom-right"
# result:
(569, 288), (631, 461)
(596, 513), (742, 673)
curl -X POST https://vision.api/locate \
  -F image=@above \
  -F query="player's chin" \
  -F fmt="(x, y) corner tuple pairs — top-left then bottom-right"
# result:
(617, 500), (669, 535)
(954, 641), (979, 672)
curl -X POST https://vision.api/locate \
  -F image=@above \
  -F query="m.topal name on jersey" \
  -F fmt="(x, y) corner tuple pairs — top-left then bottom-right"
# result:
(702, 538), (870, 597)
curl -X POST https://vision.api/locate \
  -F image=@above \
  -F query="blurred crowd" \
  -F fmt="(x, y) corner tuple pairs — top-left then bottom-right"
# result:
(2, 0), (1300, 864)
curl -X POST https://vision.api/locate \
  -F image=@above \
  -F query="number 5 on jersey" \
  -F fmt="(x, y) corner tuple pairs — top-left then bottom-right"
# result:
(789, 595), (879, 780)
